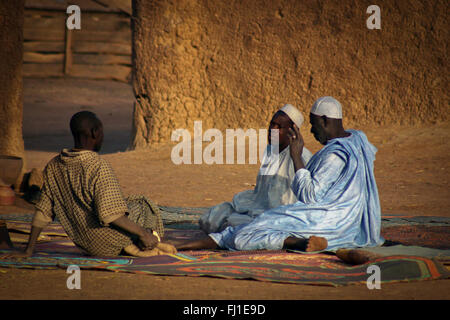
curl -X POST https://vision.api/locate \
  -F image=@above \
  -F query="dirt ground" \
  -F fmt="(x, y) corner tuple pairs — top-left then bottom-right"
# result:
(0, 78), (449, 300)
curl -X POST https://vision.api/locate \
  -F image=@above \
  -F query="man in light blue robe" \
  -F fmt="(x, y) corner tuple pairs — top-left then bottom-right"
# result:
(175, 97), (384, 252)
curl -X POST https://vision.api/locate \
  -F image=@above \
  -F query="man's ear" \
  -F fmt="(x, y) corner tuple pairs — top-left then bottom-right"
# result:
(91, 127), (99, 139)
(321, 116), (328, 127)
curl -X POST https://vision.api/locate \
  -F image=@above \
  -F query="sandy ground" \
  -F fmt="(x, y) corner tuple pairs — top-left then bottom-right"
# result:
(0, 78), (449, 300)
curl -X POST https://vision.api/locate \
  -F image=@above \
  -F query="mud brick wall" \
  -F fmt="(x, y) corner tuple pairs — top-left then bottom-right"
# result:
(0, 1), (25, 160)
(131, 0), (448, 147)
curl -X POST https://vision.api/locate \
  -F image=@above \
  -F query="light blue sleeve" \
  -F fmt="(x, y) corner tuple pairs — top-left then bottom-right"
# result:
(301, 147), (313, 165)
(291, 152), (346, 204)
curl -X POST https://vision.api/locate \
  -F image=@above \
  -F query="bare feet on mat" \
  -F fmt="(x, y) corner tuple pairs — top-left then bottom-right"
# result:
(336, 249), (383, 265)
(283, 236), (328, 252)
(156, 242), (177, 254)
(123, 242), (177, 257)
(173, 236), (219, 251)
(305, 236), (328, 252)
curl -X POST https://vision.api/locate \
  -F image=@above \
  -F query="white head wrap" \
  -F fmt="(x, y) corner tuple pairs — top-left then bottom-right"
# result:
(279, 104), (304, 128)
(310, 96), (342, 119)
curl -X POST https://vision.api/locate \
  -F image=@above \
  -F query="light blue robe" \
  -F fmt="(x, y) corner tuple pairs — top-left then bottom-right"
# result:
(199, 146), (313, 233)
(209, 130), (384, 251)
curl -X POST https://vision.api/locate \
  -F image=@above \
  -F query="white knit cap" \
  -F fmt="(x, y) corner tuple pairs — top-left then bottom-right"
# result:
(279, 104), (304, 128)
(310, 96), (342, 119)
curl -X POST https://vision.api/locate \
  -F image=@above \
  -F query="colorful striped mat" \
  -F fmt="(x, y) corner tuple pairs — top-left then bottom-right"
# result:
(1, 212), (449, 286)
(0, 244), (448, 287)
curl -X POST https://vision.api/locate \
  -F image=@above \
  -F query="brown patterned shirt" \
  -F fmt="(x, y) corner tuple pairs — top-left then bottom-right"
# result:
(34, 149), (133, 256)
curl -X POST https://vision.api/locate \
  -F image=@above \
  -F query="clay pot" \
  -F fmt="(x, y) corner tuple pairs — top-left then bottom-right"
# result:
(0, 186), (15, 206)
(0, 155), (23, 206)
(0, 155), (23, 186)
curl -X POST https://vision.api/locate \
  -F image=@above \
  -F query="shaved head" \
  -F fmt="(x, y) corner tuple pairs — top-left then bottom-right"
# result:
(70, 111), (103, 152)
(70, 111), (102, 138)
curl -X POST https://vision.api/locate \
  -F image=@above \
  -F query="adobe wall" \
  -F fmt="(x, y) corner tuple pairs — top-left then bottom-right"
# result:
(0, 1), (25, 171)
(131, 0), (448, 146)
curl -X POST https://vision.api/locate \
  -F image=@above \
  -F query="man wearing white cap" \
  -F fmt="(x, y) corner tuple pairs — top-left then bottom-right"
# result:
(199, 104), (313, 233)
(176, 96), (383, 252)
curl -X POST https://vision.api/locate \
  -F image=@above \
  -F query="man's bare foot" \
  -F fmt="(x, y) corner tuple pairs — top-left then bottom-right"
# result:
(156, 242), (177, 254)
(175, 236), (219, 251)
(336, 249), (383, 265)
(283, 236), (328, 252)
(123, 242), (177, 257)
(305, 236), (328, 252)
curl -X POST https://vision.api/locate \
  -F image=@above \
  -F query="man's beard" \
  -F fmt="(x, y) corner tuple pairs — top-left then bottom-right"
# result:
(314, 131), (327, 145)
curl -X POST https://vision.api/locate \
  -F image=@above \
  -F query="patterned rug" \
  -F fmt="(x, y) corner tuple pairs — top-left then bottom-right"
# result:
(0, 244), (448, 287)
(1, 210), (450, 286)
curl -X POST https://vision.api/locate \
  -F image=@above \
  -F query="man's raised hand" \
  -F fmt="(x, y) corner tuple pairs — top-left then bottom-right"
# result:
(288, 125), (304, 156)
(288, 124), (306, 172)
